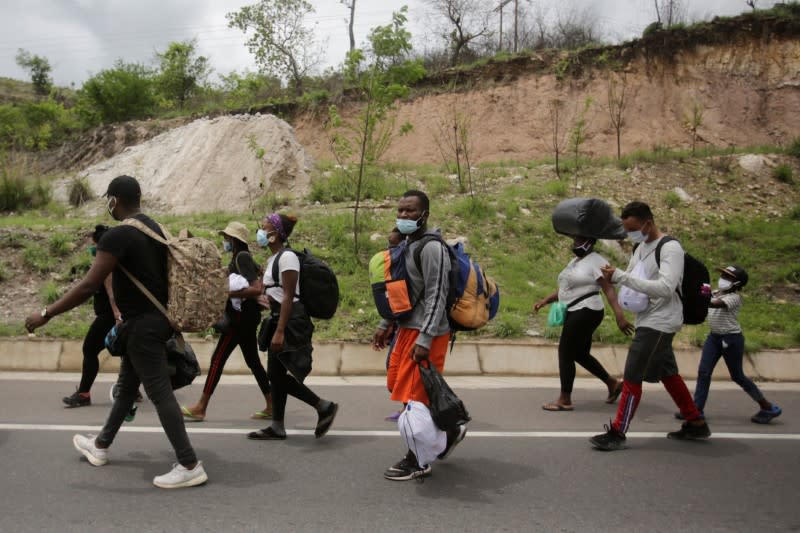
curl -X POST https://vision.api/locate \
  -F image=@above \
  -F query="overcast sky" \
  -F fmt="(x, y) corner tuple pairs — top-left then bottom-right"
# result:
(0, 0), (780, 87)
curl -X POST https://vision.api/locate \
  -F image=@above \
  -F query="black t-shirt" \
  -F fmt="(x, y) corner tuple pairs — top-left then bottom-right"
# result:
(97, 214), (168, 318)
(228, 250), (261, 324)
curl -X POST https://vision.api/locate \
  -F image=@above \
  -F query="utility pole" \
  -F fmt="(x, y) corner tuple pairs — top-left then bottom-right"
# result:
(494, 0), (513, 52)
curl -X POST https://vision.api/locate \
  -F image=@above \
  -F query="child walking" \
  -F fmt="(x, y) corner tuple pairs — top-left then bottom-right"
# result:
(682, 265), (782, 424)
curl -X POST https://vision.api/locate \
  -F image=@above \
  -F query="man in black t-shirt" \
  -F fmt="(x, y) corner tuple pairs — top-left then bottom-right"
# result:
(26, 175), (208, 489)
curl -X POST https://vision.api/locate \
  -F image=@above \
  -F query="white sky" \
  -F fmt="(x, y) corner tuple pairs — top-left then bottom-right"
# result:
(0, 0), (781, 87)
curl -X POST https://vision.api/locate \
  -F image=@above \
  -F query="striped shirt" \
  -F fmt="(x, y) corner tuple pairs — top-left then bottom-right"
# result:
(708, 292), (743, 334)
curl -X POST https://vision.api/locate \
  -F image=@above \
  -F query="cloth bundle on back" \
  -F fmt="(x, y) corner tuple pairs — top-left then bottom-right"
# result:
(551, 197), (628, 240)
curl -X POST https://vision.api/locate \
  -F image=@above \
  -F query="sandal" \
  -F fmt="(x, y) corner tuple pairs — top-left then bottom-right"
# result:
(605, 382), (623, 404)
(180, 405), (205, 422)
(251, 409), (273, 420)
(247, 427), (286, 440)
(542, 402), (574, 412)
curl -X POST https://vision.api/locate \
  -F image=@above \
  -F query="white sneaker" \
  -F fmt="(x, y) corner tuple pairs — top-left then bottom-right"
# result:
(153, 461), (208, 489)
(73, 434), (108, 466)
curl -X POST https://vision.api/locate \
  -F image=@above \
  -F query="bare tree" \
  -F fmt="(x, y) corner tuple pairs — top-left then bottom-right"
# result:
(746, 0), (758, 10)
(684, 97), (704, 155)
(424, 0), (493, 66)
(341, 0), (356, 52)
(653, 0), (686, 26)
(607, 73), (633, 160)
(432, 99), (475, 195)
(548, 99), (571, 180)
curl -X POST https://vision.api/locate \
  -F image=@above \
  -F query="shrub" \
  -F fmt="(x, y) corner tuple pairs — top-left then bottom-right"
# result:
(787, 137), (800, 159)
(664, 190), (682, 208)
(48, 233), (72, 256)
(40, 281), (63, 304)
(0, 173), (51, 212)
(68, 177), (93, 206)
(544, 180), (568, 197)
(789, 205), (800, 220)
(0, 261), (7, 282)
(23, 244), (55, 273)
(773, 164), (793, 184)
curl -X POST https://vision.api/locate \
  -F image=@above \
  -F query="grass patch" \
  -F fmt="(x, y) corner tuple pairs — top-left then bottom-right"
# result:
(772, 164), (793, 184)
(39, 281), (63, 304)
(664, 190), (682, 209)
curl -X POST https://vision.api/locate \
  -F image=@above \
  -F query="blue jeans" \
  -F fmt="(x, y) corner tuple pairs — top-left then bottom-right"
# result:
(694, 332), (763, 412)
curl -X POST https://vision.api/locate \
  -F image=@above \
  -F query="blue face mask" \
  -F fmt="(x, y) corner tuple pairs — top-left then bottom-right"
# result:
(396, 215), (424, 235)
(256, 229), (269, 247)
(223, 240), (232, 253)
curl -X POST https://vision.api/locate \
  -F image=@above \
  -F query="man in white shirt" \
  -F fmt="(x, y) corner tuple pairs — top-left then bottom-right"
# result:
(590, 201), (710, 451)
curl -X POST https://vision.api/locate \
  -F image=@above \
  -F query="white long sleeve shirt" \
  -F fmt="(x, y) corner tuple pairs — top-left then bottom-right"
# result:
(612, 237), (684, 333)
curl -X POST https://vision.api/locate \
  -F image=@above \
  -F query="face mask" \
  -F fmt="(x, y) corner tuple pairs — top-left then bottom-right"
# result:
(223, 240), (232, 253)
(396, 215), (425, 235)
(106, 197), (116, 218)
(256, 229), (269, 247)
(89, 245), (97, 257)
(627, 230), (647, 243)
(718, 278), (734, 291)
(572, 241), (593, 258)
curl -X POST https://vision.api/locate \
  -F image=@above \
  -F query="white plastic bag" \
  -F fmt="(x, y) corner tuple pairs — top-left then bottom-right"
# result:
(618, 260), (650, 313)
(397, 400), (446, 466)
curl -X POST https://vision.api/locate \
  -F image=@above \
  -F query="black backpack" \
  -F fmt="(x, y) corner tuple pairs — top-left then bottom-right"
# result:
(646, 236), (710, 325)
(271, 247), (339, 319)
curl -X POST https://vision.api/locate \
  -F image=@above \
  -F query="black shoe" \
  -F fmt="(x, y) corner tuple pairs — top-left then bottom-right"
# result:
(63, 391), (91, 408)
(383, 453), (432, 481)
(314, 402), (339, 438)
(667, 421), (711, 440)
(590, 423), (627, 451)
(438, 424), (467, 460)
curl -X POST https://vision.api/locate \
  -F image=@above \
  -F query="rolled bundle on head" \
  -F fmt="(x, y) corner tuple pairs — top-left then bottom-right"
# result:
(551, 197), (627, 240)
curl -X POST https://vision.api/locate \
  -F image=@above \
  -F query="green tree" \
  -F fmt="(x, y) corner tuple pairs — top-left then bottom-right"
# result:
(155, 40), (211, 109)
(15, 49), (53, 96)
(227, 0), (320, 94)
(78, 61), (155, 123)
(327, 7), (425, 256)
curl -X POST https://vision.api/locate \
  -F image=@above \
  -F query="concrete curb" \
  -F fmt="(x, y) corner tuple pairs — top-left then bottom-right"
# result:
(2, 338), (799, 381)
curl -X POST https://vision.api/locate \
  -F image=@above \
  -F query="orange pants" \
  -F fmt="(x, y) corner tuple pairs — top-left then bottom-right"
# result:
(387, 327), (450, 406)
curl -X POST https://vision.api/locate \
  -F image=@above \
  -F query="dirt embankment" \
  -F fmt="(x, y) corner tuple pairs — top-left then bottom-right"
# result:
(294, 36), (800, 165)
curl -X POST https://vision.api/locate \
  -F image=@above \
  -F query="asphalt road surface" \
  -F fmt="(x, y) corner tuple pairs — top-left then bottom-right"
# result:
(1, 373), (798, 533)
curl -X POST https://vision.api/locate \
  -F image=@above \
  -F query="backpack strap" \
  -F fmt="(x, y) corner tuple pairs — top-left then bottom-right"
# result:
(653, 236), (676, 268)
(269, 248), (298, 288)
(566, 291), (599, 309)
(118, 218), (175, 328)
(411, 234), (449, 274)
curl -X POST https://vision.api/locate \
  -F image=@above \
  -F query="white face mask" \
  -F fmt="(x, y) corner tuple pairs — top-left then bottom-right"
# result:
(627, 230), (647, 243)
(718, 278), (734, 291)
(106, 197), (117, 219)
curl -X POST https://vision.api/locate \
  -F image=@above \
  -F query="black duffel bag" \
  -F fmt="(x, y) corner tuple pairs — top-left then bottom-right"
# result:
(419, 362), (471, 431)
(551, 197), (627, 240)
(166, 333), (201, 390)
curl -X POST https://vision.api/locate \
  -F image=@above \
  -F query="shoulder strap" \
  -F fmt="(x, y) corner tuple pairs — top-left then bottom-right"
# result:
(412, 234), (448, 273)
(654, 236), (676, 267)
(270, 248), (295, 288)
(122, 217), (172, 244)
(117, 264), (173, 327)
(234, 250), (251, 275)
(566, 291), (600, 309)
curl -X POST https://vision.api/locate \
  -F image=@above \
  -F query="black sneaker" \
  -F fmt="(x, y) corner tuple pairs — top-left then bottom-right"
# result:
(589, 424), (627, 451)
(667, 421), (711, 440)
(63, 391), (91, 408)
(437, 424), (467, 460)
(383, 453), (432, 481)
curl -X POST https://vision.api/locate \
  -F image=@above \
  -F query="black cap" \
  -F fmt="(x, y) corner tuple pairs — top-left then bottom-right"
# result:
(716, 265), (749, 287)
(104, 175), (141, 200)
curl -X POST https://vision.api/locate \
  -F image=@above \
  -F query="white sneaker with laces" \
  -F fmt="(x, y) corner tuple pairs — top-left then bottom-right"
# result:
(73, 434), (108, 466)
(153, 461), (208, 489)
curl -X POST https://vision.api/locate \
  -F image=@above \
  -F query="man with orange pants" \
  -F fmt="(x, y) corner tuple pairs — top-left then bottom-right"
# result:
(372, 190), (466, 481)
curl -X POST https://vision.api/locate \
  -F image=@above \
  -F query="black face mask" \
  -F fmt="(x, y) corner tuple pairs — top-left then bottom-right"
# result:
(572, 242), (593, 258)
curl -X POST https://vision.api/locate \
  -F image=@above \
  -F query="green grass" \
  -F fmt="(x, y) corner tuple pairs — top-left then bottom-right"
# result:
(2, 154), (799, 348)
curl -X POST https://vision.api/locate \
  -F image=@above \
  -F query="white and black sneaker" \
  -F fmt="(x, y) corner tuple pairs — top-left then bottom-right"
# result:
(438, 424), (467, 461)
(383, 452), (432, 481)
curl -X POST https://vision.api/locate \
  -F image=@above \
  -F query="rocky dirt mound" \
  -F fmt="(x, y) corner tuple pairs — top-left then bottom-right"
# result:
(57, 114), (313, 215)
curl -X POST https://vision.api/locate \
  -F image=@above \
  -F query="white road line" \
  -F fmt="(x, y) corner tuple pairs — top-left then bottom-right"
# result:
(0, 424), (798, 440)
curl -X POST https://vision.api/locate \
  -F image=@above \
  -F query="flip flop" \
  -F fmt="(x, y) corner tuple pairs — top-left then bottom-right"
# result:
(605, 382), (623, 404)
(542, 402), (574, 412)
(251, 409), (273, 420)
(180, 405), (205, 422)
(247, 427), (286, 440)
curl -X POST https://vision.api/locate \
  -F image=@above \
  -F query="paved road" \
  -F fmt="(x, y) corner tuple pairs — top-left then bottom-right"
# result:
(1, 373), (798, 532)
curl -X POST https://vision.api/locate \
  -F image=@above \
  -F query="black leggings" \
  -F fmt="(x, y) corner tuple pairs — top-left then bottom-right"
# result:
(558, 307), (610, 394)
(203, 312), (270, 397)
(79, 315), (116, 393)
